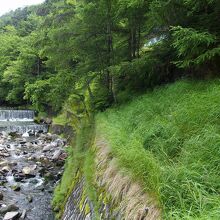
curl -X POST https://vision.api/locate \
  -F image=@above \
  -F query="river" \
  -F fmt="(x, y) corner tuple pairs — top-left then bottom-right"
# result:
(0, 110), (66, 220)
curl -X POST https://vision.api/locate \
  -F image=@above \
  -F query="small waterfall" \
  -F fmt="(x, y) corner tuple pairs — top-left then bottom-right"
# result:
(0, 110), (35, 121)
(0, 109), (48, 134)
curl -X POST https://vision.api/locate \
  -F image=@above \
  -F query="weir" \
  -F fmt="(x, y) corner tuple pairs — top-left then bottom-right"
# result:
(0, 109), (48, 133)
(0, 110), (35, 121)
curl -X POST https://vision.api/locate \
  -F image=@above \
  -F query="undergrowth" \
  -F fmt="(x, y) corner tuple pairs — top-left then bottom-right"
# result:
(96, 79), (220, 219)
(53, 112), (69, 126)
(52, 116), (98, 219)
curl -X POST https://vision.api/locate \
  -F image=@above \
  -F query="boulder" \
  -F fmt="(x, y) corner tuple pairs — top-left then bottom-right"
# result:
(22, 165), (36, 176)
(22, 167), (31, 175)
(3, 211), (20, 220)
(0, 160), (8, 167)
(22, 132), (29, 138)
(52, 149), (62, 160)
(1, 166), (10, 173)
(1, 132), (8, 138)
(0, 204), (19, 214)
(42, 144), (53, 152)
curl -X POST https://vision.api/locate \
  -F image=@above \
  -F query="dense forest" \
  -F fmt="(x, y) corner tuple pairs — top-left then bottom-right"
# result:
(0, 0), (219, 113)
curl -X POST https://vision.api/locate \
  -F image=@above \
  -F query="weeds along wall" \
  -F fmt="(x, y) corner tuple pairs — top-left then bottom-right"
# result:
(52, 79), (220, 219)
(96, 79), (220, 219)
(52, 101), (160, 220)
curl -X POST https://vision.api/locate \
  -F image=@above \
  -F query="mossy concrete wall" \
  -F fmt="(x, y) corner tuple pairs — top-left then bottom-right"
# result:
(61, 135), (160, 220)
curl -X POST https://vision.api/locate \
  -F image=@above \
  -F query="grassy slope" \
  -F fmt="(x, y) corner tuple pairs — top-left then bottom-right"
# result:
(96, 80), (220, 219)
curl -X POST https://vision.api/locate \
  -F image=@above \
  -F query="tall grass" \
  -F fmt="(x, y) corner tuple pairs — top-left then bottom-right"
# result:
(96, 79), (220, 219)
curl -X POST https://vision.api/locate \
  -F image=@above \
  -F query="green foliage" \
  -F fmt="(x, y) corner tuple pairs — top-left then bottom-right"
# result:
(172, 26), (220, 68)
(52, 114), (96, 218)
(97, 79), (220, 219)
(52, 146), (76, 216)
(0, 0), (220, 109)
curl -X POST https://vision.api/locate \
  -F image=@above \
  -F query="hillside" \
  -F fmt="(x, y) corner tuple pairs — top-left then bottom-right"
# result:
(96, 79), (220, 219)
(0, 0), (220, 219)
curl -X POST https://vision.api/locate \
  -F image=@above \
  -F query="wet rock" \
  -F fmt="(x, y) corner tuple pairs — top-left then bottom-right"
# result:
(1, 132), (8, 138)
(22, 165), (36, 176)
(0, 191), (3, 200)
(39, 117), (52, 125)
(42, 144), (53, 152)
(14, 174), (25, 182)
(36, 185), (45, 191)
(12, 185), (21, 192)
(44, 172), (54, 181)
(0, 204), (19, 214)
(25, 142), (33, 148)
(22, 132), (29, 138)
(3, 211), (20, 220)
(56, 139), (65, 147)
(0, 160), (8, 167)
(20, 209), (26, 219)
(9, 162), (17, 167)
(27, 195), (33, 203)
(22, 167), (31, 175)
(39, 133), (46, 139)
(0, 153), (10, 157)
(8, 132), (19, 138)
(51, 134), (59, 141)
(52, 149), (62, 160)
(1, 166), (10, 173)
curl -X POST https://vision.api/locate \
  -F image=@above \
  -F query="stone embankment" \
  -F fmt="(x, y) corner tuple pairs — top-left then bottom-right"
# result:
(62, 136), (160, 220)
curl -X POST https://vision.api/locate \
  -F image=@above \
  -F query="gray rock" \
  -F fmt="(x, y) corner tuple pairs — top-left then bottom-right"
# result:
(52, 149), (62, 160)
(0, 160), (8, 167)
(20, 209), (26, 219)
(25, 142), (33, 148)
(12, 185), (21, 192)
(22, 167), (31, 175)
(22, 132), (29, 138)
(42, 144), (53, 152)
(27, 195), (33, 203)
(1, 132), (8, 138)
(22, 165), (37, 176)
(0, 204), (19, 214)
(3, 211), (20, 220)
(0, 191), (3, 200)
(1, 166), (10, 173)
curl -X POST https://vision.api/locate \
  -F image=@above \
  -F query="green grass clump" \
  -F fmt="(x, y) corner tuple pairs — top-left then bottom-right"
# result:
(96, 79), (220, 219)
(52, 146), (77, 218)
(53, 112), (69, 125)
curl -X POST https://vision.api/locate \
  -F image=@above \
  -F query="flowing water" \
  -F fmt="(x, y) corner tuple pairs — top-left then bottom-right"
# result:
(0, 110), (48, 134)
(0, 110), (66, 220)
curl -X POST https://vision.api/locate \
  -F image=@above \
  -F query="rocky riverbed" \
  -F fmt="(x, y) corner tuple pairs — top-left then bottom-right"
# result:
(0, 131), (67, 220)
